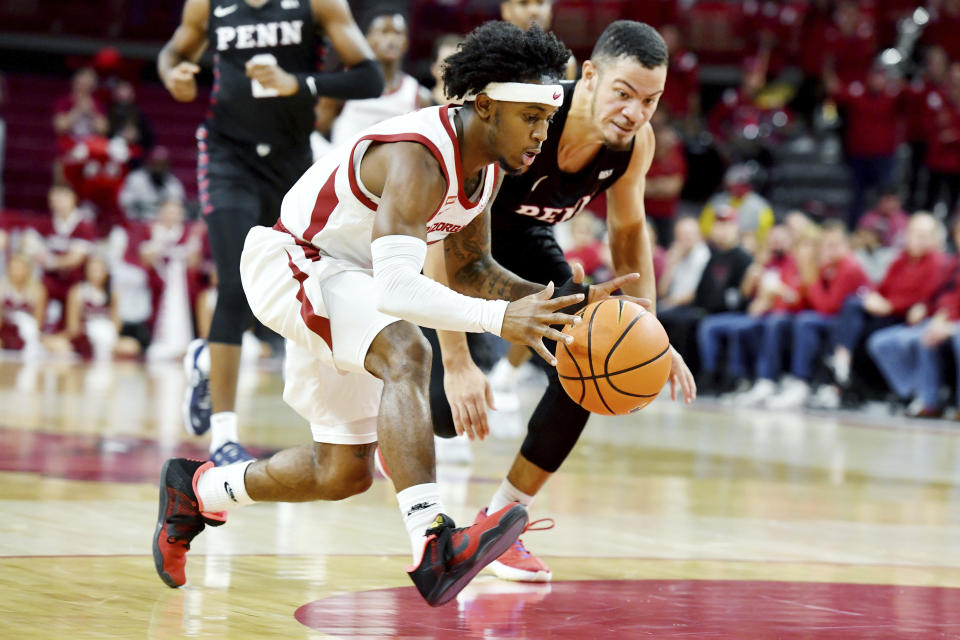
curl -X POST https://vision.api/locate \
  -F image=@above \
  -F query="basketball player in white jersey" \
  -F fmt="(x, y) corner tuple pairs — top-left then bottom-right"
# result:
(316, 6), (433, 147)
(152, 22), (640, 607)
(501, 0), (578, 80)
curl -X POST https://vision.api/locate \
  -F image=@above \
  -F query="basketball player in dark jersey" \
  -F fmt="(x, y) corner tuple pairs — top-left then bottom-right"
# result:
(158, 0), (383, 465)
(430, 21), (698, 582)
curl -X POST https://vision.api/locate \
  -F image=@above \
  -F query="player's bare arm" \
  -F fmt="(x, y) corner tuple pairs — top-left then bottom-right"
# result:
(605, 122), (657, 307)
(310, 0), (376, 67)
(606, 123), (696, 402)
(442, 189), (543, 302)
(246, 0), (379, 97)
(158, 0), (209, 102)
(368, 142), (582, 366)
(425, 243), (496, 441)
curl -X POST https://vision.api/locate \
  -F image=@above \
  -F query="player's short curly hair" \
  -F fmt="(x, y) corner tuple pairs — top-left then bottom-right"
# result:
(591, 20), (668, 69)
(442, 21), (571, 101)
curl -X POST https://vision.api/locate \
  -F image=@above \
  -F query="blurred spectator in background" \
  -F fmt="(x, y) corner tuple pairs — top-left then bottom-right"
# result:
(645, 114), (687, 246)
(828, 212), (947, 390)
(826, 63), (905, 227)
(658, 24), (699, 132)
(429, 34), (465, 106)
(657, 216), (710, 311)
(823, 1), (877, 85)
(660, 207), (753, 376)
(43, 254), (139, 359)
(107, 79), (153, 157)
(697, 224), (800, 394)
(317, 7), (431, 148)
(108, 224), (153, 357)
(138, 199), (202, 360)
(923, 62), (960, 216)
(648, 223), (667, 282)
(760, 221), (870, 409)
(24, 184), (95, 331)
(0, 252), (46, 355)
(119, 146), (184, 222)
(500, 0), (577, 80)
(921, 0), (960, 63)
(699, 166), (774, 254)
(855, 185), (909, 248)
(852, 215), (899, 282)
(0, 72), (6, 208)
(792, 0), (835, 126)
(904, 46), (949, 210)
(707, 54), (793, 166)
(562, 211), (611, 284)
(52, 68), (108, 149)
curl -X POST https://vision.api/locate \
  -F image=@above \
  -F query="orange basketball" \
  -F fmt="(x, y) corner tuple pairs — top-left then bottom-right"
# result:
(555, 298), (671, 415)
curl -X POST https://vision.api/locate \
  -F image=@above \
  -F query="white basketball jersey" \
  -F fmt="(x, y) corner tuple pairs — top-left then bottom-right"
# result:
(277, 105), (499, 270)
(330, 74), (422, 146)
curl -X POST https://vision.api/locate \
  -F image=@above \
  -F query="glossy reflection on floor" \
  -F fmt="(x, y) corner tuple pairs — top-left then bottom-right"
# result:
(2, 355), (960, 639)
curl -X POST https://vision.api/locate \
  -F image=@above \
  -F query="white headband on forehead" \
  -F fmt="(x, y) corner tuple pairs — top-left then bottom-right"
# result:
(465, 82), (564, 106)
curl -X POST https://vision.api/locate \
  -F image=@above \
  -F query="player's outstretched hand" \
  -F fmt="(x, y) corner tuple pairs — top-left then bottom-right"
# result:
(570, 262), (648, 308)
(443, 358), (495, 441)
(667, 346), (697, 403)
(166, 62), (200, 102)
(501, 282), (583, 366)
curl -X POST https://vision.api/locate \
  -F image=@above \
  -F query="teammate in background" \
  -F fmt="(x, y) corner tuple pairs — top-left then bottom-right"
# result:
(430, 21), (697, 583)
(158, 0), (383, 465)
(316, 6), (433, 147)
(500, 0), (577, 81)
(152, 22), (637, 607)
(429, 34), (466, 106)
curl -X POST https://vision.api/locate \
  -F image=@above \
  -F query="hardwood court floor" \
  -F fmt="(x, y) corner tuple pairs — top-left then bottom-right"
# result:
(2, 355), (960, 638)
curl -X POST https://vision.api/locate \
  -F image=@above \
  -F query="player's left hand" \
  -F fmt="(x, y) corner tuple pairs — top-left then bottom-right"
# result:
(245, 60), (299, 96)
(568, 262), (648, 309)
(667, 345), (696, 403)
(443, 358), (495, 441)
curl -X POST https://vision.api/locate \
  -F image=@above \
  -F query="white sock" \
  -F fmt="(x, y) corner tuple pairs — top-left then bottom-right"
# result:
(209, 411), (238, 453)
(834, 350), (851, 384)
(397, 483), (444, 565)
(196, 460), (255, 512)
(488, 478), (534, 514)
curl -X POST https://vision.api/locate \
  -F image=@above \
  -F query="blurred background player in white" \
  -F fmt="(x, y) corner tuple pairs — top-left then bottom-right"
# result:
(159, 0), (384, 466)
(316, 6), (433, 149)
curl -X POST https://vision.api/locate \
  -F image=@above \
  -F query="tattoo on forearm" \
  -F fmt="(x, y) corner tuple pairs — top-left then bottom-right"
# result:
(444, 215), (538, 300)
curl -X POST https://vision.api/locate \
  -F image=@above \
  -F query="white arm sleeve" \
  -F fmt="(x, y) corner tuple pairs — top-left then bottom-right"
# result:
(371, 235), (509, 335)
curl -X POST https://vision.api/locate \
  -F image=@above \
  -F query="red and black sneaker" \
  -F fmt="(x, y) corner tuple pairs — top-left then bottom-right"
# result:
(152, 458), (226, 588)
(406, 502), (528, 607)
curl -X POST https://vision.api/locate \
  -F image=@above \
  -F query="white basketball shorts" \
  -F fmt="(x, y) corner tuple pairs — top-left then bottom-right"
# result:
(240, 225), (400, 445)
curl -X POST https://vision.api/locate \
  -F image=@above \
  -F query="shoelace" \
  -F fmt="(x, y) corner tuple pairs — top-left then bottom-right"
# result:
(512, 518), (555, 558)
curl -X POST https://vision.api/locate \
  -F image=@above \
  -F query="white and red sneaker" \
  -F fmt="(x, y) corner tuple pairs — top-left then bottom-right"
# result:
(475, 508), (554, 582)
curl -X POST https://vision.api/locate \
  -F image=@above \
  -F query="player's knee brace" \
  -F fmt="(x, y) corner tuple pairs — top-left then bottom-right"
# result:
(207, 275), (253, 345)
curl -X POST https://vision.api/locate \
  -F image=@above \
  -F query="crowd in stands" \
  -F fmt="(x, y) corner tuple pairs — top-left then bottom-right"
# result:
(4, 0), (960, 419)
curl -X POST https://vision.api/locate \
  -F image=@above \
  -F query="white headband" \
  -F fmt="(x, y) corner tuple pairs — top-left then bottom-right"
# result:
(465, 82), (564, 106)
